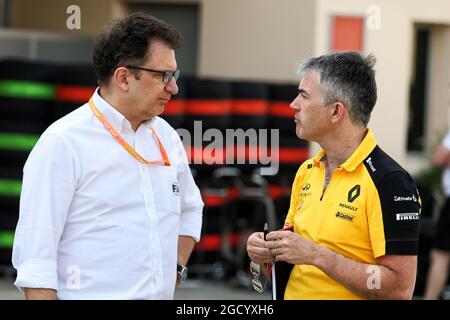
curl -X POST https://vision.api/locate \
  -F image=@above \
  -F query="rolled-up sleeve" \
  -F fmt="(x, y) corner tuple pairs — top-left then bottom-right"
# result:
(12, 134), (76, 291)
(174, 135), (203, 242)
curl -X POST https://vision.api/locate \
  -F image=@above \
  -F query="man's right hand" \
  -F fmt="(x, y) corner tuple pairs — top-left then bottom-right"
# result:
(24, 288), (57, 300)
(247, 232), (273, 265)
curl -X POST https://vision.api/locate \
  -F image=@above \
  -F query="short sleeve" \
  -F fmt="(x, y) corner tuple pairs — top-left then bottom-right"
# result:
(12, 134), (76, 290)
(369, 172), (421, 257)
(172, 130), (203, 242)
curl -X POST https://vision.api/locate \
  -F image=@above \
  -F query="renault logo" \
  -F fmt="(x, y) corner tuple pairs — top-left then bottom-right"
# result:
(348, 185), (361, 203)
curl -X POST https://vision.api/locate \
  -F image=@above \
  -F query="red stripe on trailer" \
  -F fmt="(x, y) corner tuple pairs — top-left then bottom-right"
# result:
(55, 85), (95, 102)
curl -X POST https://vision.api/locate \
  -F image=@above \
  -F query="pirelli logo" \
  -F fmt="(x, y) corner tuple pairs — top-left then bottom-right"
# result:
(396, 212), (419, 221)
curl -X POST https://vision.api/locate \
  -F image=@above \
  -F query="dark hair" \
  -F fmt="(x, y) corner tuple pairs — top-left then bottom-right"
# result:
(92, 12), (181, 86)
(298, 51), (377, 127)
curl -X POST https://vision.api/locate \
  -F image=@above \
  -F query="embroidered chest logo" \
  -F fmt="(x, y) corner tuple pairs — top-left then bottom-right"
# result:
(348, 184), (361, 203)
(335, 211), (356, 222)
(339, 203), (358, 211)
(172, 182), (180, 195)
(300, 183), (312, 197)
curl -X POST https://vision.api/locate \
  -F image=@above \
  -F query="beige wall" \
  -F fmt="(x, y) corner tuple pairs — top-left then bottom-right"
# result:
(10, 0), (201, 35)
(9, 0), (316, 81)
(10, 0), (125, 35)
(198, 0), (315, 81)
(313, 0), (450, 172)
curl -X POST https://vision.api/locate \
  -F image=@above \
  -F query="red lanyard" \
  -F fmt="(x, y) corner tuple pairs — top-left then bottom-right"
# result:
(89, 97), (171, 166)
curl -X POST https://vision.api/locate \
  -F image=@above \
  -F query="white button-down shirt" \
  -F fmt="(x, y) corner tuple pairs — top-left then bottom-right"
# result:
(12, 89), (203, 299)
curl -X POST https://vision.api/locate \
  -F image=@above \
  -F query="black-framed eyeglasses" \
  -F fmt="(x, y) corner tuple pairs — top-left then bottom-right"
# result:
(126, 65), (180, 84)
(250, 261), (269, 294)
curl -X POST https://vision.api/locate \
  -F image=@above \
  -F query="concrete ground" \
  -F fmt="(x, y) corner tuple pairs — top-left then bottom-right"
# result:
(4, 274), (447, 300)
(0, 277), (21, 300)
(0, 276), (271, 300)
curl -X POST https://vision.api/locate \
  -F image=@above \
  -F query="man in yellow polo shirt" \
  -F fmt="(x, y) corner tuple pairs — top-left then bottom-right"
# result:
(247, 51), (420, 299)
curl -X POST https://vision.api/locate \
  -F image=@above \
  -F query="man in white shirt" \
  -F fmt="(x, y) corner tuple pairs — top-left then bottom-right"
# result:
(12, 13), (203, 300)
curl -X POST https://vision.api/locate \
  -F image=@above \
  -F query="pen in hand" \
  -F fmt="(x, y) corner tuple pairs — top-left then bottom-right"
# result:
(264, 222), (271, 273)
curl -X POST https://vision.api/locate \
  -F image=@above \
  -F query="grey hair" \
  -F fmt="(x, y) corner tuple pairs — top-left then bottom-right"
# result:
(297, 51), (377, 127)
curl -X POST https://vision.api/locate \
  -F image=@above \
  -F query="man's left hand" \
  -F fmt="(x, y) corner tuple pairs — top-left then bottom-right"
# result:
(265, 230), (319, 265)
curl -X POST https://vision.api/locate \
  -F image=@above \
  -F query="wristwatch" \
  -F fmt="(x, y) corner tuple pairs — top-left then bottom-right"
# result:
(177, 264), (188, 284)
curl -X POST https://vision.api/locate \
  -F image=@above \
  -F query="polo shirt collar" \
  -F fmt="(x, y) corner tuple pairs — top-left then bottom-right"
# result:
(312, 149), (326, 167)
(312, 129), (377, 172)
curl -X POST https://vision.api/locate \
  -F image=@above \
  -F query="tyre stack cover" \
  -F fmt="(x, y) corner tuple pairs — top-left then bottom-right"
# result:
(0, 59), (56, 264)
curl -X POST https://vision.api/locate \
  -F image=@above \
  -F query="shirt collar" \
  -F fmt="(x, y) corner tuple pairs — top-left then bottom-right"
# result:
(92, 88), (156, 133)
(92, 88), (132, 133)
(312, 149), (326, 167)
(312, 129), (377, 172)
(142, 117), (157, 129)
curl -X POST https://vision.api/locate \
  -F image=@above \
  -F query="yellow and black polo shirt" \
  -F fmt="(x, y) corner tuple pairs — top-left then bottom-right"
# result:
(284, 129), (421, 300)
